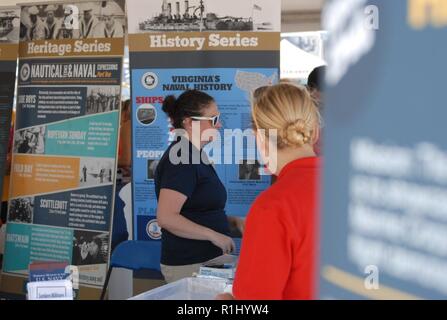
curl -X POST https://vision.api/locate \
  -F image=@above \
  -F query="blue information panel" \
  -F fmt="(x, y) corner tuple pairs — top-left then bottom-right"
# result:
(131, 68), (276, 240)
(320, 0), (447, 299)
(127, 0), (281, 243)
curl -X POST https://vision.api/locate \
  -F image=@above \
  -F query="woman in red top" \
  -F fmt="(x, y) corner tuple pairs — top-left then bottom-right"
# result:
(218, 83), (321, 300)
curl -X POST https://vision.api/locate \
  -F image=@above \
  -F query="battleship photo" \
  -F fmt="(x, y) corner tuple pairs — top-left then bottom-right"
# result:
(0, 9), (19, 42)
(139, 0), (254, 32)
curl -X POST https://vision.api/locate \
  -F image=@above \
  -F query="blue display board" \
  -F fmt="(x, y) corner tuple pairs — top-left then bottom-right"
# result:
(320, 0), (447, 299)
(131, 68), (277, 240)
(128, 0), (281, 242)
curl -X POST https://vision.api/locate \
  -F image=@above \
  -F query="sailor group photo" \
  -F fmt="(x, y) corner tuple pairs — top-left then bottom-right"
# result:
(20, 1), (125, 41)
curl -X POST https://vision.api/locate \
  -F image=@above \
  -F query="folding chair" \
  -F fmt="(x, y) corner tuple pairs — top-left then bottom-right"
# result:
(100, 240), (162, 300)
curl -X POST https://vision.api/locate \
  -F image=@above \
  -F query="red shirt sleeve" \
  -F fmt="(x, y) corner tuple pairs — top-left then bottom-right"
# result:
(232, 201), (293, 300)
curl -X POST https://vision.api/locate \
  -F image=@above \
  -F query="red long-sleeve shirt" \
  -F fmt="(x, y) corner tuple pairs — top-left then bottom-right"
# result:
(233, 157), (320, 300)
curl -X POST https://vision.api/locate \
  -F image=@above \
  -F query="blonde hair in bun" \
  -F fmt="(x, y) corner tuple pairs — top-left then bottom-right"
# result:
(252, 83), (320, 149)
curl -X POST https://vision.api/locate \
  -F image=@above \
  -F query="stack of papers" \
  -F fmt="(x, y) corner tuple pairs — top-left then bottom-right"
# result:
(198, 254), (238, 280)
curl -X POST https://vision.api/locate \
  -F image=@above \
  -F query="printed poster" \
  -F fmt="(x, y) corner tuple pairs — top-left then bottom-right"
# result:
(1, 1), (125, 297)
(127, 0), (281, 242)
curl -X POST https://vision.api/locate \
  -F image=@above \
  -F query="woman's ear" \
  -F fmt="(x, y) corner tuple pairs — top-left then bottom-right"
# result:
(311, 125), (320, 145)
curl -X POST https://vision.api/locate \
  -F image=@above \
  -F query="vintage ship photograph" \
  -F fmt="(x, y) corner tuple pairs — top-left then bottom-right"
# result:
(137, 0), (274, 32)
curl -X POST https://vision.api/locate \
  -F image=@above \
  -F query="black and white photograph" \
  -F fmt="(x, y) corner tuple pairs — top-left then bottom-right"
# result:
(77, 1), (125, 39)
(137, 104), (157, 125)
(20, 1), (125, 41)
(86, 86), (121, 115)
(13, 126), (46, 155)
(147, 160), (159, 180)
(238, 159), (261, 181)
(72, 230), (109, 266)
(79, 157), (115, 187)
(8, 197), (34, 224)
(128, 0), (280, 33)
(0, 8), (20, 43)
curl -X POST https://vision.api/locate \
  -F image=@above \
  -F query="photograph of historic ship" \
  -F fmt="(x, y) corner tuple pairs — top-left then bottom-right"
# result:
(135, 0), (274, 32)
(0, 9), (19, 42)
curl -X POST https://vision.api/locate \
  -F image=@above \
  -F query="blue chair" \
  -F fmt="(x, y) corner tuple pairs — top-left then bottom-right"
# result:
(100, 240), (163, 300)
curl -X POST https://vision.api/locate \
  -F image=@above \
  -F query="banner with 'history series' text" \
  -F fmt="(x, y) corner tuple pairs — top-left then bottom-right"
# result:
(128, 0), (281, 246)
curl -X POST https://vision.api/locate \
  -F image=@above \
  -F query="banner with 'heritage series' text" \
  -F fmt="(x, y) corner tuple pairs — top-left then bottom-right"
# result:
(1, 0), (125, 299)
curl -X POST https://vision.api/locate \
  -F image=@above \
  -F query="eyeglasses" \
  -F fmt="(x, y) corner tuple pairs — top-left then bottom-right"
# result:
(190, 114), (220, 127)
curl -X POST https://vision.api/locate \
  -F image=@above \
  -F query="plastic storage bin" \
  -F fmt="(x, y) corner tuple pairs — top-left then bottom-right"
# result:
(129, 277), (229, 300)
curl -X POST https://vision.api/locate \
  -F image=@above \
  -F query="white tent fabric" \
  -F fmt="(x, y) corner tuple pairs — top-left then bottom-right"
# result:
(280, 39), (326, 81)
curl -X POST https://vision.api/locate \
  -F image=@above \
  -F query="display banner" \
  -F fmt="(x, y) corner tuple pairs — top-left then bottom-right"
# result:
(127, 0), (281, 242)
(1, 1), (125, 299)
(319, 0), (447, 299)
(0, 6), (19, 210)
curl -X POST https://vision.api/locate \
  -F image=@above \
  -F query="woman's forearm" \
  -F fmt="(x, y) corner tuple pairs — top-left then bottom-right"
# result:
(158, 213), (215, 241)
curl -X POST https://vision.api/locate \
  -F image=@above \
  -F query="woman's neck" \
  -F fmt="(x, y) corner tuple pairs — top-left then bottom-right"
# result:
(275, 145), (316, 176)
(182, 131), (205, 150)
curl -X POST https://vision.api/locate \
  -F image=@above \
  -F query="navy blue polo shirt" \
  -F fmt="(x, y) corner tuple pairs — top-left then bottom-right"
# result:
(154, 137), (230, 266)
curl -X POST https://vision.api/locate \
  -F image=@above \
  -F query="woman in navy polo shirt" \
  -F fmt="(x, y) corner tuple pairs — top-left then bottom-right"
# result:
(155, 90), (244, 283)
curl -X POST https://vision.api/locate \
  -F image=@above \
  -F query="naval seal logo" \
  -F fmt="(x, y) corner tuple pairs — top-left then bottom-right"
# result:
(146, 219), (162, 240)
(20, 63), (31, 82)
(141, 72), (158, 90)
